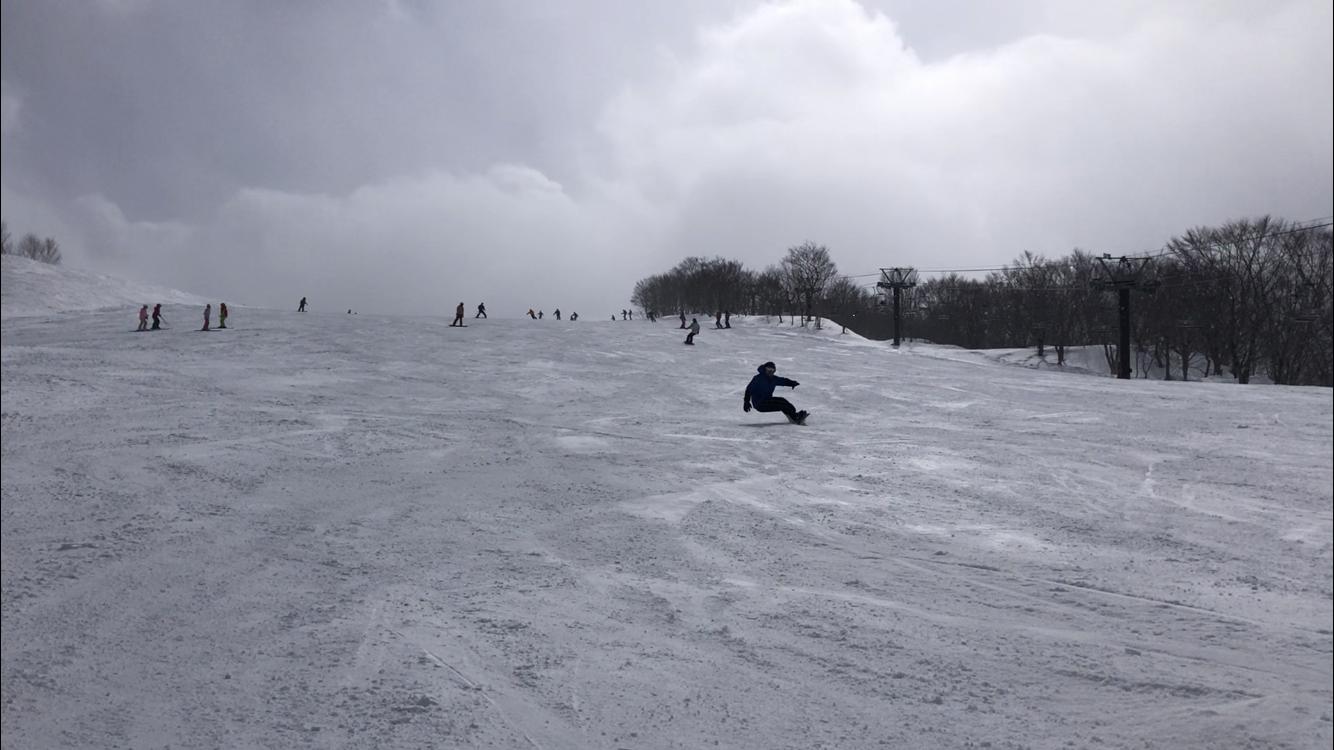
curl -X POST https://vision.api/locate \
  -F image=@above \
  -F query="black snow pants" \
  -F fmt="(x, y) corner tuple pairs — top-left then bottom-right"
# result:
(753, 397), (798, 420)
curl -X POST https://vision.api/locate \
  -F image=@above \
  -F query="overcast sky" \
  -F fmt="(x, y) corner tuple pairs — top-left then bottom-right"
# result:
(3, 0), (1331, 317)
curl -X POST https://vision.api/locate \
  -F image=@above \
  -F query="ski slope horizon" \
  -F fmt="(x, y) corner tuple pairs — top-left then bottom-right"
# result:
(2, 259), (1332, 749)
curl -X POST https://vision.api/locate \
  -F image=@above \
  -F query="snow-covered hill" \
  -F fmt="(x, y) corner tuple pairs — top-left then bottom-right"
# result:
(2, 264), (1331, 749)
(1, 254), (209, 318)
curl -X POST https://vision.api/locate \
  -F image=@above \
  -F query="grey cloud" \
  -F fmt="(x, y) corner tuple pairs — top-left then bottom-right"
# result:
(2, 0), (1329, 317)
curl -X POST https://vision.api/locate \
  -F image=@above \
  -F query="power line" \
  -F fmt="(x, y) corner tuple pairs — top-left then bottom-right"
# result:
(837, 215), (1333, 281)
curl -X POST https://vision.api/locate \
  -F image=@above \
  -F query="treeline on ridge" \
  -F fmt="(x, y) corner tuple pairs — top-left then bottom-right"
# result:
(629, 216), (1333, 386)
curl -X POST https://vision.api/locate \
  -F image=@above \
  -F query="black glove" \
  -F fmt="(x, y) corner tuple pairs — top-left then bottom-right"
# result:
(743, 401), (751, 412)
(791, 382), (799, 388)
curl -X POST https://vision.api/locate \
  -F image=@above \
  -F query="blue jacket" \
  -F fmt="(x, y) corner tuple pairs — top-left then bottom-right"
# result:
(745, 366), (798, 406)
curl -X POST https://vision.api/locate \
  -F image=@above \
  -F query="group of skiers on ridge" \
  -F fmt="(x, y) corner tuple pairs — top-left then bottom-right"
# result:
(135, 299), (811, 425)
(135, 303), (167, 331)
(135, 302), (228, 332)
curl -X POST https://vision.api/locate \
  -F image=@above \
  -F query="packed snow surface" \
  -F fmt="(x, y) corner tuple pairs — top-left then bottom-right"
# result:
(2, 262), (1331, 749)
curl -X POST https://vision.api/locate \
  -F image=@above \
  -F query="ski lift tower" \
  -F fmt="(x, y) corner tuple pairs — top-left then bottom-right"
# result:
(877, 267), (918, 347)
(1091, 254), (1152, 380)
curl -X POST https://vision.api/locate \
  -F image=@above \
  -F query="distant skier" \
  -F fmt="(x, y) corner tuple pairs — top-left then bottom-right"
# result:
(744, 361), (806, 424)
(679, 311), (687, 329)
(201, 303), (212, 331)
(538, 310), (544, 319)
(151, 303), (164, 330)
(137, 305), (149, 332)
(724, 311), (731, 328)
(715, 310), (723, 329)
(684, 317), (700, 345)
(528, 309), (537, 319)
(298, 296), (307, 312)
(451, 302), (465, 327)
(554, 309), (561, 320)
(476, 302), (487, 319)
(217, 302), (228, 329)
(570, 312), (578, 321)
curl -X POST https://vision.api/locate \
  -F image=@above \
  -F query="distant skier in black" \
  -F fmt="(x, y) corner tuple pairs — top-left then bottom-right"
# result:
(714, 310), (723, 329)
(298, 296), (307, 312)
(554, 309), (561, 320)
(744, 361), (807, 424)
(151, 303), (164, 330)
(476, 302), (487, 318)
(679, 311), (687, 329)
(724, 311), (731, 328)
(570, 312), (578, 321)
(538, 310), (544, 319)
(684, 317), (700, 345)
(451, 302), (465, 327)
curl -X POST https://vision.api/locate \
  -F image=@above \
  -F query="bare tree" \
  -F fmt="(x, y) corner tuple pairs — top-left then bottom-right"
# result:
(37, 237), (62, 265)
(781, 241), (838, 327)
(1, 220), (12, 255)
(13, 232), (62, 265)
(17, 233), (43, 261)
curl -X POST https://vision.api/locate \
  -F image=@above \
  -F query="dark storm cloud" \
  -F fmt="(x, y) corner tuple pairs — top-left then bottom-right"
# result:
(3, 0), (1330, 317)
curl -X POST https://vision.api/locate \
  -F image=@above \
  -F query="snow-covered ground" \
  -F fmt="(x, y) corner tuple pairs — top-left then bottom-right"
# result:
(3, 260), (1331, 749)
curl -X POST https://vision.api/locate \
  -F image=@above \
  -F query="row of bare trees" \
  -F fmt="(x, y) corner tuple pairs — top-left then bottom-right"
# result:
(631, 217), (1331, 386)
(1, 220), (63, 265)
(844, 217), (1332, 386)
(630, 242), (867, 325)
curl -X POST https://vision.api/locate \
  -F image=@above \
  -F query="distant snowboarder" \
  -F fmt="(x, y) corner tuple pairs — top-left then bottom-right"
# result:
(679, 311), (687, 329)
(201, 303), (212, 331)
(151, 303), (164, 330)
(744, 361), (806, 424)
(684, 317), (700, 345)
(554, 309), (561, 320)
(451, 302), (465, 327)
(298, 296), (307, 312)
(476, 302), (487, 319)
(570, 312), (578, 321)
(137, 305), (149, 332)
(217, 302), (228, 329)
(724, 311), (732, 328)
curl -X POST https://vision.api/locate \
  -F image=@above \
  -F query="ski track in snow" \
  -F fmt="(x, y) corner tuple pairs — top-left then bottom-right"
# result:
(2, 301), (1331, 750)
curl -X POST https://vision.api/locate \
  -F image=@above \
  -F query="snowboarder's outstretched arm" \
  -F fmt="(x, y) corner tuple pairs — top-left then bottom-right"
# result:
(775, 376), (799, 388)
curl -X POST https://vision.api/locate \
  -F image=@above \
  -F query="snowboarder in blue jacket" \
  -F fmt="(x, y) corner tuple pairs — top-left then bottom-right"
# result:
(744, 361), (807, 424)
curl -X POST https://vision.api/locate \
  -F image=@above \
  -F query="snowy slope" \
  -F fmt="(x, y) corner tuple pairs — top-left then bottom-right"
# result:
(2, 268), (1331, 749)
(2, 254), (210, 318)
